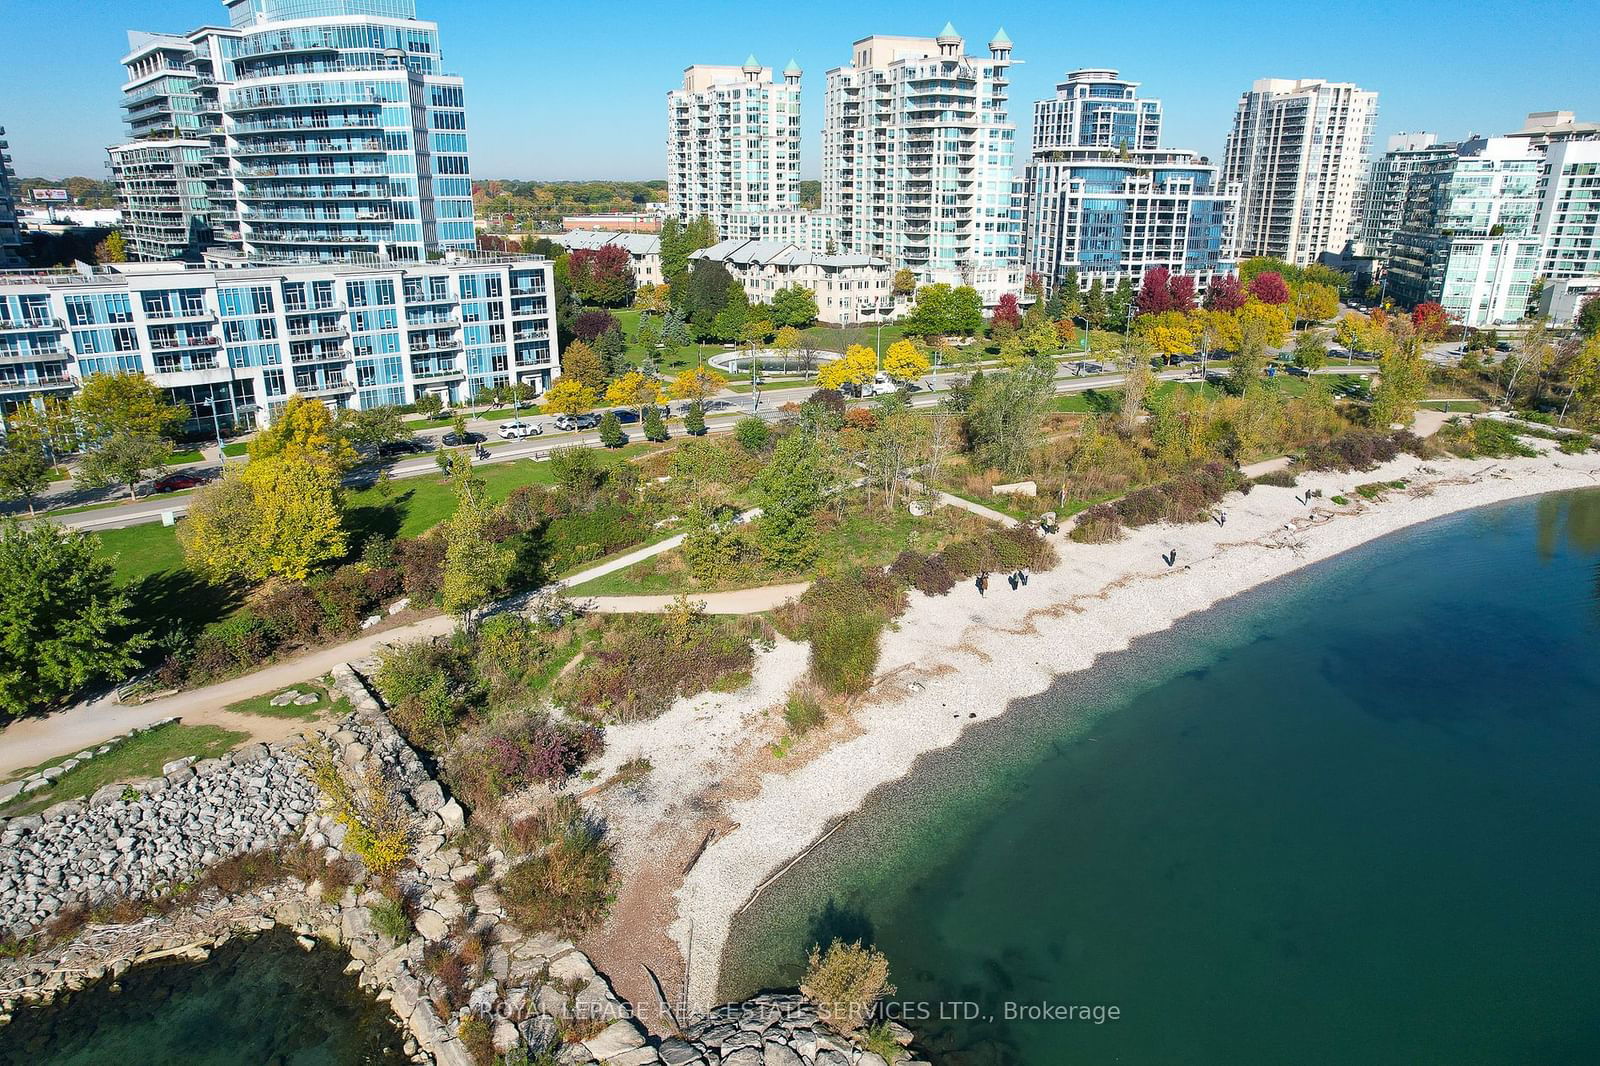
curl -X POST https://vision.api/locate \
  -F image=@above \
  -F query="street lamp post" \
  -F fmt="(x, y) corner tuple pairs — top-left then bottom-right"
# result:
(198, 398), (224, 463)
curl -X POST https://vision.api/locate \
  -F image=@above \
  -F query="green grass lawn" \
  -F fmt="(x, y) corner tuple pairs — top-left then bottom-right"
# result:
(221, 442), (249, 457)
(224, 680), (350, 720)
(94, 520), (191, 585)
(166, 449), (205, 464)
(0, 722), (249, 817)
(1420, 398), (1487, 413)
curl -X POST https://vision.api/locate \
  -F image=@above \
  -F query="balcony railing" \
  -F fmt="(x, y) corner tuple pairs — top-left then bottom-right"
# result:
(0, 317), (65, 333)
(0, 375), (73, 393)
(149, 334), (220, 351)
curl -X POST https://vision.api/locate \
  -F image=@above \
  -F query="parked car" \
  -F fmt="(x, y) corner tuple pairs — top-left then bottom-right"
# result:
(553, 413), (601, 432)
(865, 372), (900, 396)
(439, 430), (484, 447)
(152, 472), (206, 493)
(376, 436), (429, 458)
(1286, 364), (1311, 377)
(497, 420), (543, 439)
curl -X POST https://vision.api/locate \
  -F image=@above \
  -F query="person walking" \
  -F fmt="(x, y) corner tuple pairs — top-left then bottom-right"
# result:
(1020, 569), (1030, 587)
(976, 572), (988, 597)
(1008, 572), (1019, 591)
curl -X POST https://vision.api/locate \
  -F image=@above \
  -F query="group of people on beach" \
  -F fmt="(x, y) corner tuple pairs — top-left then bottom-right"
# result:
(974, 569), (1030, 596)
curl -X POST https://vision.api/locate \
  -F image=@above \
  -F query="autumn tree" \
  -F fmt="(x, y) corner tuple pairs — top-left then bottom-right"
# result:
(1229, 311), (1275, 393)
(1410, 301), (1451, 341)
(1248, 271), (1291, 306)
(0, 520), (148, 717)
(604, 370), (663, 424)
(991, 292), (1023, 332)
(816, 345), (877, 392)
(882, 339), (930, 384)
(1560, 333), (1600, 427)
(634, 283), (672, 313)
(567, 244), (635, 306)
(540, 377), (599, 419)
(73, 372), (186, 499)
(94, 230), (128, 264)
(669, 366), (729, 406)
(250, 393), (358, 473)
(1293, 282), (1340, 325)
(180, 455), (347, 583)
(1139, 311), (1198, 364)
(774, 325), (805, 372)
(1204, 274), (1247, 312)
(573, 310), (619, 344)
(892, 268), (917, 297)
(560, 339), (605, 389)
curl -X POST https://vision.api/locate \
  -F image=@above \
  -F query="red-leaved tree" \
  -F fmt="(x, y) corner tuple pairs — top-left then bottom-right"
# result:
(568, 245), (635, 307)
(1410, 301), (1450, 341)
(991, 292), (1023, 331)
(1168, 274), (1197, 314)
(1205, 275), (1247, 312)
(1248, 271), (1291, 305)
(1137, 267), (1174, 316)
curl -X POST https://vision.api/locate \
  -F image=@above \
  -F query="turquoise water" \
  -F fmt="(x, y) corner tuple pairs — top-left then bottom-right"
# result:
(0, 929), (409, 1066)
(720, 490), (1600, 1065)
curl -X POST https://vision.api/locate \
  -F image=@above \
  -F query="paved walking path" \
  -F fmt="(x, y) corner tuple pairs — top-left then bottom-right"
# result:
(0, 516), (752, 777)
(580, 582), (810, 615)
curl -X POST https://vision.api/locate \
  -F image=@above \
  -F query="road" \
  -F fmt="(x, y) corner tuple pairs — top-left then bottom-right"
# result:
(23, 362), (1377, 533)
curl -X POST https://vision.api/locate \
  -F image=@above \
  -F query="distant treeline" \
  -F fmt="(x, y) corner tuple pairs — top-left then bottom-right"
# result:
(14, 176), (118, 209)
(473, 180), (667, 224)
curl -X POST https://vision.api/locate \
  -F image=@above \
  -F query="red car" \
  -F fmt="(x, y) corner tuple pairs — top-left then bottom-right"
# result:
(153, 472), (206, 493)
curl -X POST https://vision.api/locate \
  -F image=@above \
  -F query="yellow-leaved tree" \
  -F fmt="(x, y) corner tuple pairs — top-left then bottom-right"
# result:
(248, 393), (357, 474)
(180, 455), (346, 583)
(1139, 311), (1199, 364)
(604, 370), (663, 423)
(540, 376), (598, 418)
(882, 338), (930, 384)
(1237, 300), (1291, 350)
(668, 366), (729, 405)
(816, 345), (877, 391)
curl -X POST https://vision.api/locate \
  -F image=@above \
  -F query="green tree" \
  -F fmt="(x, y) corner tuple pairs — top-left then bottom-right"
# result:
(597, 410), (625, 448)
(964, 357), (1055, 474)
(753, 429), (826, 568)
(1108, 277), (1135, 329)
(1576, 295), (1600, 339)
(440, 470), (513, 628)
(1083, 278), (1109, 329)
(642, 405), (669, 441)
(734, 416), (771, 453)
(0, 520), (148, 717)
(596, 326), (627, 378)
(337, 405), (412, 455)
(1229, 313), (1274, 394)
(73, 372), (186, 499)
(683, 401), (707, 436)
(0, 422), (53, 515)
(1371, 323), (1428, 427)
(771, 285), (820, 328)
(1293, 329), (1329, 371)
(561, 339), (605, 389)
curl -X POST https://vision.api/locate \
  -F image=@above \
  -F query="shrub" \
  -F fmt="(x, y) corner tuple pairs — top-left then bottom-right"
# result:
(597, 411), (625, 448)
(500, 797), (615, 937)
(801, 939), (895, 1034)
(541, 503), (649, 576)
(315, 563), (379, 634)
(447, 713), (603, 812)
(393, 535), (447, 604)
(1070, 503), (1124, 544)
(304, 748), (415, 874)
(783, 687), (827, 736)
(1559, 433), (1594, 455)
(810, 612), (883, 695)
(1300, 429), (1422, 472)
(255, 581), (324, 644)
(888, 550), (959, 597)
(559, 611), (756, 722)
(1470, 419), (1538, 458)
(734, 416), (771, 453)
(458, 1014), (494, 1066)
(369, 896), (412, 942)
(1252, 469), (1299, 489)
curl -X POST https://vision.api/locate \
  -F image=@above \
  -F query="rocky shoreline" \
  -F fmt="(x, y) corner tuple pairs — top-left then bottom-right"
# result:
(0, 665), (924, 1066)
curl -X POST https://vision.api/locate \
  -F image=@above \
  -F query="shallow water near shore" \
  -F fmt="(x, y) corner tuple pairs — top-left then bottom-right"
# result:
(719, 488), (1600, 1065)
(0, 928), (409, 1066)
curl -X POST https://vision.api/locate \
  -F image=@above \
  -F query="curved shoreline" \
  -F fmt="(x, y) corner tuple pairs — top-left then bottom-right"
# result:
(672, 448), (1600, 1008)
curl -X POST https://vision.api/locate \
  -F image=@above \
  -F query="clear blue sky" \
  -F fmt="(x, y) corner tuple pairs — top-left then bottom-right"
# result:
(5, 0), (1596, 181)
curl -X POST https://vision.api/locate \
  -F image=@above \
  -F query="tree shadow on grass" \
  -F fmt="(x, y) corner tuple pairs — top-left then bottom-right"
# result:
(124, 567), (244, 656)
(1081, 388), (1118, 414)
(344, 489), (412, 556)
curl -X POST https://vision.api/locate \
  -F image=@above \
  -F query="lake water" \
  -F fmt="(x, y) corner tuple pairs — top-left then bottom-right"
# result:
(0, 929), (409, 1066)
(719, 489), (1600, 1065)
